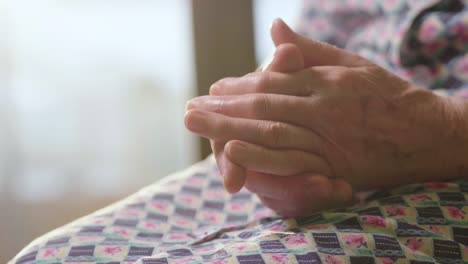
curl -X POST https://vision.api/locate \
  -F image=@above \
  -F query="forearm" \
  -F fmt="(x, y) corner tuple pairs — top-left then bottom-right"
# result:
(439, 96), (468, 180)
(385, 88), (468, 186)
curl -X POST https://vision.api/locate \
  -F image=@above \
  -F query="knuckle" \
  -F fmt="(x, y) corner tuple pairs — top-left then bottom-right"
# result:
(251, 95), (271, 117)
(264, 121), (285, 145)
(213, 117), (229, 136)
(335, 69), (355, 88)
(213, 98), (225, 113)
(297, 70), (315, 95)
(254, 72), (272, 93)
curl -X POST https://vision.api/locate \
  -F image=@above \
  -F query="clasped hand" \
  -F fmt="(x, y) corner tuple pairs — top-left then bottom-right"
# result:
(185, 19), (461, 216)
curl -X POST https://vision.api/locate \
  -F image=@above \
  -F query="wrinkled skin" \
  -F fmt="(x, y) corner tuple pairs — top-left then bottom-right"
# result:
(185, 19), (468, 217)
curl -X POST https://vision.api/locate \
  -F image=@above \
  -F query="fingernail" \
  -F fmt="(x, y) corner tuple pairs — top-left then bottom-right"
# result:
(186, 96), (208, 110)
(232, 140), (247, 150)
(186, 99), (196, 110)
(187, 96), (225, 113)
(226, 141), (248, 158)
(209, 84), (220, 95)
(270, 18), (283, 32)
(185, 109), (206, 133)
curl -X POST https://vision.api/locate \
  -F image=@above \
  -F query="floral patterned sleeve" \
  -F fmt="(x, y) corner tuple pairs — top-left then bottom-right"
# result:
(296, 0), (467, 98)
(400, 0), (467, 98)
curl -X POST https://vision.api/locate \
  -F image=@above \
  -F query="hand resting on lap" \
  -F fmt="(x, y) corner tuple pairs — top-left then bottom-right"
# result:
(188, 40), (353, 216)
(185, 19), (468, 216)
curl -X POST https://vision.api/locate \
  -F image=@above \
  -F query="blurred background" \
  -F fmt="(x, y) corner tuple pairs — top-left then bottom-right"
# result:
(0, 0), (300, 261)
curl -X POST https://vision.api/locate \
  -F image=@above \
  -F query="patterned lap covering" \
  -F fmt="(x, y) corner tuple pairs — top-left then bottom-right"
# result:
(9, 156), (468, 264)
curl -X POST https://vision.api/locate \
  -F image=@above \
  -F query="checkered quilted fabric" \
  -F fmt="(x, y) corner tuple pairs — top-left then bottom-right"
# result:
(9, 156), (468, 263)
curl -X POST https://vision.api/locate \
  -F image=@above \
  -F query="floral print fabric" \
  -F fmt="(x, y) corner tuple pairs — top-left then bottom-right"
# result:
(10, 156), (468, 263)
(10, 0), (468, 263)
(296, 0), (467, 97)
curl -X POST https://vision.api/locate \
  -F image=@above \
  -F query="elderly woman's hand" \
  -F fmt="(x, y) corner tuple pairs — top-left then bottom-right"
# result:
(189, 40), (354, 216)
(185, 19), (468, 216)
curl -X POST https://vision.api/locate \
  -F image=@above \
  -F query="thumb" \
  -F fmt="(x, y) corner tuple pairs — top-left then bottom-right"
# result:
(263, 43), (305, 73)
(270, 18), (368, 67)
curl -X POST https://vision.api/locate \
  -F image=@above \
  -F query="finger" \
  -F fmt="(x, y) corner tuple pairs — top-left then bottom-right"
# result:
(245, 172), (330, 200)
(225, 140), (332, 177)
(270, 18), (369, 67)
(211, 140), (246, 194)
(257, 195), (302, 217)
(226, 43), (303, 192)
(254, 175), (353, 217)
(210, 140), (224, 175)
(262, 43), (304, 73)
(210, 68), (323, 96)
(184, 109), (323, 153)
(223, 157), (246, 194)
(187, 94), (319, 130)
(249, 173), (353, 205)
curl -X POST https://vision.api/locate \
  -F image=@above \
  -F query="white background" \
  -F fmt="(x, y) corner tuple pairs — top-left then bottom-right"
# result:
(0, 0), (301, 201)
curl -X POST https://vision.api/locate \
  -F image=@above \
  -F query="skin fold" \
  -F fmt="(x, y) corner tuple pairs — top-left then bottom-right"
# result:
(185, 19), (468, 217)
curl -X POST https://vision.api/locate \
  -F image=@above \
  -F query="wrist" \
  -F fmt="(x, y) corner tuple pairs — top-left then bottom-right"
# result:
(397, 86), (468, 183)
(443, 95), (468, 179)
